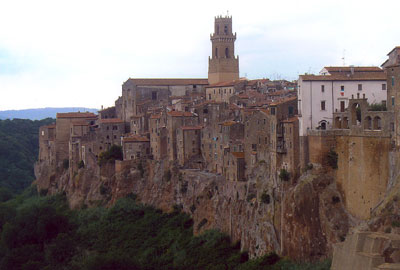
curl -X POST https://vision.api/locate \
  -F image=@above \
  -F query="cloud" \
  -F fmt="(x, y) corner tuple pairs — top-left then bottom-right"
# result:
(0, 0), (400, 110)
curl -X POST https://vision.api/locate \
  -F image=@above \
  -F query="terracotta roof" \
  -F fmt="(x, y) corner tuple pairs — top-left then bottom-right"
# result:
(220, 120), (237, 126)
(123, 136), (150, 142)
(301, 72), (386, 81)
(43, 124), (56, 129)
(150, 114), (162, 119)
(231, 152), (245, 158)
(269, 96), (297, 106)
(167, 111), (195, 117)
(57, 112), (97, 119)
(324, 66), (382, 73)
(181, 126), (203, 131)
(236, 94), (249, 99)
(100, 118), (124, 124)
(127, 78), (209, 86)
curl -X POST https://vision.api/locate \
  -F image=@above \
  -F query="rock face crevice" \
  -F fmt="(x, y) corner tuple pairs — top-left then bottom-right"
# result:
(35, 159), (351, 261)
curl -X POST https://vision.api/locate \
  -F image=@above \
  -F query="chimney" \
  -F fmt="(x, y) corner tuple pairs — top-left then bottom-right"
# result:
(350, 65), (355, 75)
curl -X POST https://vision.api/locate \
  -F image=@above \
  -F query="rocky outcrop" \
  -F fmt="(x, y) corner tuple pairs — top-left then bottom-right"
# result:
(35, 159), (352, 261)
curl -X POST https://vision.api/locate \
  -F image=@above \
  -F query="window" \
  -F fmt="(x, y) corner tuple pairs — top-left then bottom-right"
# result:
(358, 84), (362, 91)
(208, 94), (211, 100)
(321, 85), (325, 92)
(392, 96), (395, 106)
(338, 100), (345, 112)
(392, 76), (395, 86)
(270, 107), (276, 115)
(321, 101), (326, 111)
(152, 91), (157, 100)
(382, 84), (387, 90)
(216, 25), (219, 34)
(224, 89), (226, 94)
(341, 85), (344, 91)
(224, 25), (228, 34)
(215, 48), (218, 58)
(225, 48), (229, 58)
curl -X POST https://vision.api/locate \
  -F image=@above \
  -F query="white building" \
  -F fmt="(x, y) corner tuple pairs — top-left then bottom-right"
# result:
(297, 66), (387, 136)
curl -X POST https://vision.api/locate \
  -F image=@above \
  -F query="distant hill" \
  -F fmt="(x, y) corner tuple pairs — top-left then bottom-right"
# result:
(0, 107), (98, 120)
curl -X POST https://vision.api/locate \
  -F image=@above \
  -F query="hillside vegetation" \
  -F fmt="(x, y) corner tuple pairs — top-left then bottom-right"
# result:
(0, 118), (54, 196)
(0, 189), (331, 270)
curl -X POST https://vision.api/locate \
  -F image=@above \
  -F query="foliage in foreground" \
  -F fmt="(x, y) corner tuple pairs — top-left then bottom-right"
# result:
(0, 188), (331, 270)
(0, 118), (54, 194)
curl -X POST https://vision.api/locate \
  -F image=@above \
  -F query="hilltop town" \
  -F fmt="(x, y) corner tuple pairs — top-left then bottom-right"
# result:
(35, 16), (400, 269)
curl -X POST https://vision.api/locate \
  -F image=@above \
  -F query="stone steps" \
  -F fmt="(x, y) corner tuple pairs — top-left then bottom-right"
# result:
(331, 231), (400, 270)
(375, 263), (400, 270)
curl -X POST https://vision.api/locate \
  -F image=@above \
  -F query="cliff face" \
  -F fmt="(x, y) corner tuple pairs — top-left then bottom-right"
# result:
(35, 160), (351, 261)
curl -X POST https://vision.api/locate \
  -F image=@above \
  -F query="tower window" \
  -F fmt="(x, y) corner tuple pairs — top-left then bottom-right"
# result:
(225, 48), (229, 58)
(216, 25), (219, 34)
(224, 25), (228, 34)
(215, 48), (218, 58)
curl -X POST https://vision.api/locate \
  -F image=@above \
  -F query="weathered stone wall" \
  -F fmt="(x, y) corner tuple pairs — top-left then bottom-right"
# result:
(335, 135), (390, 220)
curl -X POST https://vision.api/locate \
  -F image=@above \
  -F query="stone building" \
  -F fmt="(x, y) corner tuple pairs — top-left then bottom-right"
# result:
(176, 126), (202, 167)
(97, 118), (125, 151)
(298, 66), (387, 136)
(225, 151), (245, 181)
(55, 112), (97, 165)
(382, 47), (400, 147)
(122, 136), (150, 160)
(208, 15), (239, 84)
(166, 111), (198, 161)
(149, 113), (167, 160)
(205, 80), (246, 102)
(117, 78), (208, 125)
(38, 124), (56, 164)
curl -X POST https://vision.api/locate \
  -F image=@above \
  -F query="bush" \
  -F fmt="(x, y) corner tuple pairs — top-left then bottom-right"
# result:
(327, 149), (338, 169)
(260, 192), (270, 204)
(279, 168), (290, 181)
(98, 145), (123, 166)
(369, 103), (387, 111)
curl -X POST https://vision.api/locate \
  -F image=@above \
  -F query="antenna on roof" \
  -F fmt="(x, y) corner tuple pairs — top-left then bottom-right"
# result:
(342, 49), (346, 66)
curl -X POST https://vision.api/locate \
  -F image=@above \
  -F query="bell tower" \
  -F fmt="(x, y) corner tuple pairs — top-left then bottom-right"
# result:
(208, 15), (239, 84)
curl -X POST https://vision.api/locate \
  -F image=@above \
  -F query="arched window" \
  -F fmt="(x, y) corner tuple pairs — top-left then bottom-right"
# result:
(319, 120), (327, 130)
(342, 117), (349, 129)
(334, 117), (342, 129)
(364, 116), (372, 130)
(373, 116), (382, 130)
(215, 48), (218, 58)
(225, 48), (229, 58)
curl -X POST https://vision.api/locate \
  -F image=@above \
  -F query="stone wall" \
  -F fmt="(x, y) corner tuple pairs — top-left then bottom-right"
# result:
(336, 135), (390, 220)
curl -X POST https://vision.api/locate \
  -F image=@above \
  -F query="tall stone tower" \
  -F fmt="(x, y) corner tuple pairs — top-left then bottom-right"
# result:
(208, 15), (239, 84)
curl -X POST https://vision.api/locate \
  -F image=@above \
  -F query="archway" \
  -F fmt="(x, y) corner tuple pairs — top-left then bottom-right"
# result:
(373, 116), (382, 130)
(342, 117), (349, 129)
(334, 117), (342, 129)
(364, 116), (372, 130)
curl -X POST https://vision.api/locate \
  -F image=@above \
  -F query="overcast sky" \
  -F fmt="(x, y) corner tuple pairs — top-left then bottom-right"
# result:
(1, 0), (400, 110)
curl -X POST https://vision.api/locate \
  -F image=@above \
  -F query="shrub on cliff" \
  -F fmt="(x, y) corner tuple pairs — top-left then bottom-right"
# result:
(98, 145), (123, 166)
(279, 168), (290, 181)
